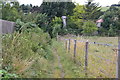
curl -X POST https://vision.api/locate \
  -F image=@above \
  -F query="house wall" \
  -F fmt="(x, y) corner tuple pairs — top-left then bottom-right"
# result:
(0, 19), (15, 34)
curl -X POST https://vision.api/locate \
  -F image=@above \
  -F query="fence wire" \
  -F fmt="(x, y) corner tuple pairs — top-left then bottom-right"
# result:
(60, 37), (117, 78)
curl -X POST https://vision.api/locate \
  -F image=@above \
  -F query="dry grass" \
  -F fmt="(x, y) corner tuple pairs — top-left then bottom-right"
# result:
(65, 37), (117, 78)
(12, 56), (35, 74)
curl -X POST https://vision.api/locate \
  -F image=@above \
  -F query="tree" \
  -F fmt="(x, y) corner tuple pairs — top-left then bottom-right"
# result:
(15, 19), (37, 32)
(40, 2), (75, 21)
(83, 0), (102, 21)
(50, 17), (62, 38)
(66, 4), (85, 35)
(101, 6), (120, 36)
(2, 2), (21, 21)
(21, 12), (38, 23)
(82, 21), (98, 35)
(35, 13), (49, 32)
(20, 4), (32, 14)
(67, 4), (84, 29)
(30, 5), (42, 13)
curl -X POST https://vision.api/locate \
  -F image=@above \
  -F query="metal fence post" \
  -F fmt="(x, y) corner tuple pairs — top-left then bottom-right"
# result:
(74, 39), (77, 62)
(116, 38), (120, 79)
(0, 17), (2, 79)
(68, 39), (71, 53)
(85, 40), (89, 77)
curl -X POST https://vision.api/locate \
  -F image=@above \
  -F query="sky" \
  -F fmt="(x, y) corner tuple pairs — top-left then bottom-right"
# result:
(17, 0), (120, 7)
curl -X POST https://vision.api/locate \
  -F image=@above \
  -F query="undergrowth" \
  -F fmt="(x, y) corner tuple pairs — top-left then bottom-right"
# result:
(2, 27), (54, 78)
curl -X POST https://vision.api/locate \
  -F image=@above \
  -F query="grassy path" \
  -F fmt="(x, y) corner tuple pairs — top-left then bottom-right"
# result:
(51, 40), (85, 78)
(52, 48), (65, 78)
(55, 49), (65, 78)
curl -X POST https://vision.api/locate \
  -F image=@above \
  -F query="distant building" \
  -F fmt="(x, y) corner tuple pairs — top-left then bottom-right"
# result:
(62, 16), (67, 28)
(96, 19), (103, 28)
(0, 19), (15, 34)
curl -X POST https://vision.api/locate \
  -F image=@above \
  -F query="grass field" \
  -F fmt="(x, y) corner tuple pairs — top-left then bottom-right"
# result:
(63, 36), (118, 78)
(101, 7), (110, 11)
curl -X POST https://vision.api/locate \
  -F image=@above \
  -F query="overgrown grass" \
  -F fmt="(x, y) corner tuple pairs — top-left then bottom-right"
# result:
(2, 28), (87, 78)
(65, 37), (117, 78)
(2, 27), (54, 78)
(52, 40), (85, 78)
(2, 26), (117, 78)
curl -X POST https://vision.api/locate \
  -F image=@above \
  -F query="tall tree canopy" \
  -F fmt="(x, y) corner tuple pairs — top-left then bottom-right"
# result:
(67, 4), (84, 30)
(20, 4), (32, 13)
(40, 2), (75, 21)
(100, 6), (120, 36)
(83, 0), (103, 21)
(2, 2), (21, 21)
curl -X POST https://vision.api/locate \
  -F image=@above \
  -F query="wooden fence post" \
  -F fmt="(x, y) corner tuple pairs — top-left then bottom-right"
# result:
(66, 40), (67, 51)
(85, 41), (89, 77)
(116, 38), (120, 79)
(68, 39), (71, 53)
(56, 33), (58, 41)
(74, 39), (77, 62)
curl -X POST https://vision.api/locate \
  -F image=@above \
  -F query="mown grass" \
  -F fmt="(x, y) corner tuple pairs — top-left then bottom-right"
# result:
(64, 36), (117, 78)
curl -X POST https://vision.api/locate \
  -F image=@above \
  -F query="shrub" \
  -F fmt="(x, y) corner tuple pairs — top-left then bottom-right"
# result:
(0, 69), (18, 78)
(2, 27), (53, 77)
(50, 17), (62, 38)
(82, 21), (98, 36)
(15, 19), (37, 32)
(35, 13), (49, 32)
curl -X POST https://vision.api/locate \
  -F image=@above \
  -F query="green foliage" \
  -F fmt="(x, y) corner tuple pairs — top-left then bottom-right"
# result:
(83, 0), (102, 21)
(40, 2), (75, 21)
(21, 12), (38, 23)
(20, 4), (32, 14)
(82, 21), (98, 35)
(15, 19), (24, 31)
(101, 7), (110, 12)
(2, 27), (53, 77)
(0, 69), (18, 78)
(50, 17), (62, 38)
(15, 19), (37, 32)
(73, 4), (85, 19)
(52, 40), (85, 78)
(64, 4), (84, 35)
(101, 6), (120, 36)
(35, 13), (49, 32)
(2, 3), (21, 21)
(67, 15), (83, 35)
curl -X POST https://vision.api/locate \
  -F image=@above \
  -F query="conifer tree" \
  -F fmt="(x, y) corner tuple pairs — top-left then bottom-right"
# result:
(83, 0), (102, 21)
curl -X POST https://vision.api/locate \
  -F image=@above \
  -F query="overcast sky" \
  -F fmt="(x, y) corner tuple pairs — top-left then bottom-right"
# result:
(18, 0), (120, 7)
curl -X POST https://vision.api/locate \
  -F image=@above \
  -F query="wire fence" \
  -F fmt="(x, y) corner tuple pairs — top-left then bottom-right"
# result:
(60, 37), (118, 78)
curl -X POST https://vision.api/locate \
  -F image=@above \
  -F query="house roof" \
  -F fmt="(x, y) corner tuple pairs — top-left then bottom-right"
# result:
(96, 19), (104, 23)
